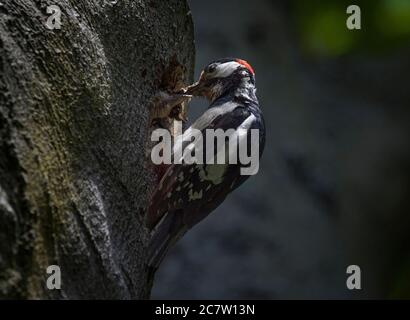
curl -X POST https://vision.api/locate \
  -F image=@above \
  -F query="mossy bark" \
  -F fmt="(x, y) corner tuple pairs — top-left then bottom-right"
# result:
(0, 0), (195, 299)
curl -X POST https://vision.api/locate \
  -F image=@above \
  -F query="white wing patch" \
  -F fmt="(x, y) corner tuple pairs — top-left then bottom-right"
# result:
(239, 114), (256, 129)
(172, 102), (239, 159)
(188, 189), (203, 201)
(191, 101), (239, 131)
(199, 163), (228, 185)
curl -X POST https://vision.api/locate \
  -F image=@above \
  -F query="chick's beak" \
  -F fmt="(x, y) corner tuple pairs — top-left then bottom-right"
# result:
(155, 92), (192, 109)
(167, 93), (193, 106)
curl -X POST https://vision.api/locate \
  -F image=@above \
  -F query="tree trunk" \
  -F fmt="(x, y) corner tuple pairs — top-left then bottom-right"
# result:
(0, 0), (195, 299)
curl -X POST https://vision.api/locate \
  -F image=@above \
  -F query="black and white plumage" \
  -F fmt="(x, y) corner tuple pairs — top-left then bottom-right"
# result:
(147, 58), (265, 268)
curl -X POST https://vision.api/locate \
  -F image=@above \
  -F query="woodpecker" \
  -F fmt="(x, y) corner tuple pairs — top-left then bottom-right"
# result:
(147, 58), (265, 268)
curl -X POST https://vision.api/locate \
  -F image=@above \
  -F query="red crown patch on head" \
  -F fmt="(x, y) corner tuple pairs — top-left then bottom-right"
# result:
(236, 59), (255, 75)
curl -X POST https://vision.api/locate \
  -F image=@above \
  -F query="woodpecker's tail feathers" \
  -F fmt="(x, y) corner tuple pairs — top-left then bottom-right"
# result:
(147, 210), (186, 269)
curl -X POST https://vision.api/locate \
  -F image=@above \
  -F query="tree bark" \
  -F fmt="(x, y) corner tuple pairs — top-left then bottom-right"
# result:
(0, 0), (195, 299)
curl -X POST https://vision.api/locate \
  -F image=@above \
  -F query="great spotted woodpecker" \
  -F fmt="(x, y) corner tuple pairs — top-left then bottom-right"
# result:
(147, 58), (265, 268)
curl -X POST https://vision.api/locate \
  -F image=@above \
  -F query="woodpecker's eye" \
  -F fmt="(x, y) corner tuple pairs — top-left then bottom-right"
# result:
(206, 64), (217, 74)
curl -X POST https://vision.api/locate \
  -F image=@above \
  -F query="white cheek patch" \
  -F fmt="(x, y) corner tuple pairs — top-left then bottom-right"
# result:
(213, 61), (241, 78)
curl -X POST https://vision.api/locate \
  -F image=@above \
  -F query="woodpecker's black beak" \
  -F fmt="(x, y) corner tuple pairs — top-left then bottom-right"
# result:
(184, 71), (209, 97)
(184, 80), (205, 96)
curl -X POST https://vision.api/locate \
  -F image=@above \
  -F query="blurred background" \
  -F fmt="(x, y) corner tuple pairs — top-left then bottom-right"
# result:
(152, 0), (410, 299)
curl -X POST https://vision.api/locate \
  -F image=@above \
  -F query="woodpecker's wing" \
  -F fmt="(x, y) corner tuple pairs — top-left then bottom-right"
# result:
(147, 101), (265, 267)
(148, 104), (250, 226)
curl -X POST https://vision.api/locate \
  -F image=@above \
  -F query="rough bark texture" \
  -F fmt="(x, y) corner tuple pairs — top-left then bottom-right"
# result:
(0, 0), (195, 299)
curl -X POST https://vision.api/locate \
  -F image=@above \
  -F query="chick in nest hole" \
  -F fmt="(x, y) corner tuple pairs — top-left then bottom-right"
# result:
(146, 89), (192, 181)
(149, 90), (192, 134)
